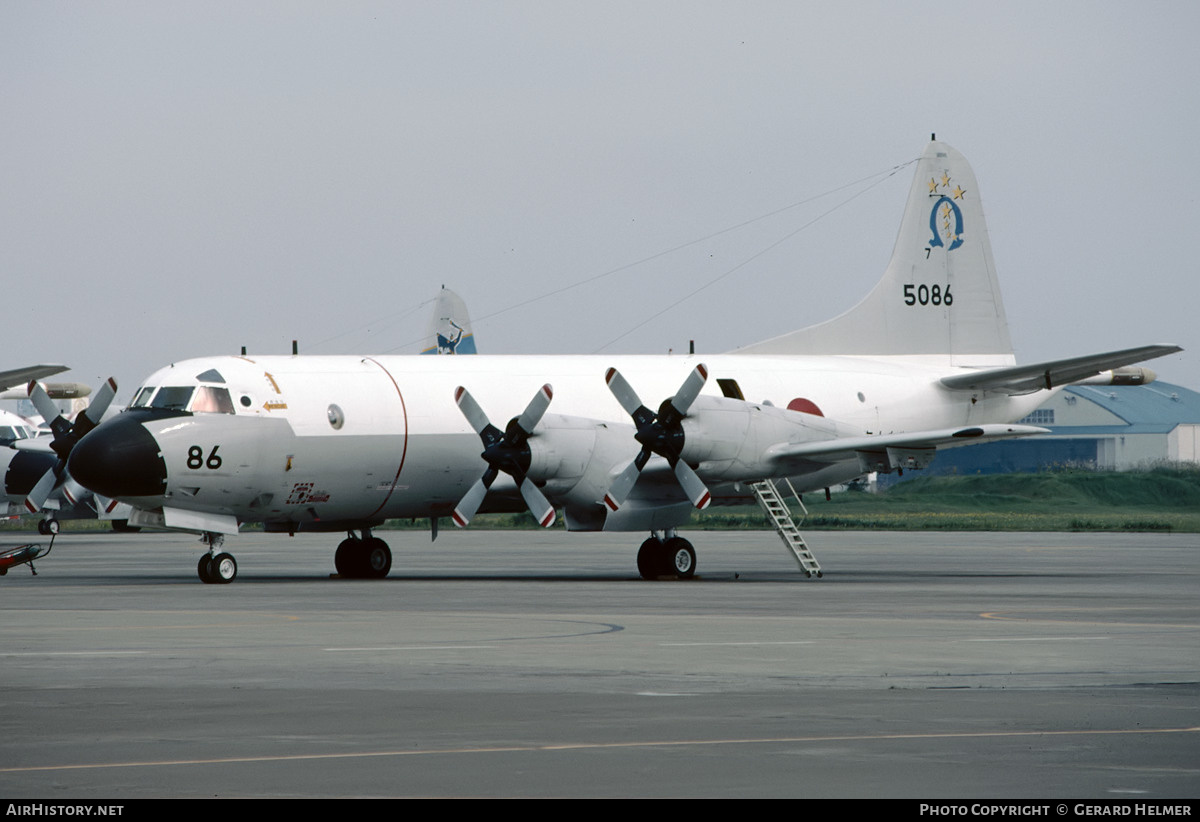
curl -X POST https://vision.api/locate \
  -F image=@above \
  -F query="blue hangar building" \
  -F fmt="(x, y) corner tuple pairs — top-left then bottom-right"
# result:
(928, 382), (1200, 475)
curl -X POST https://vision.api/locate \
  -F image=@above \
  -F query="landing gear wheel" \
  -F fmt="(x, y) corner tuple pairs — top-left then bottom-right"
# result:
(210, 552), (237, 583)
(197, 554), (214, 583)
(362, 538), (392, 579)
(38, 518), (59, 536)
(637, 537), (665, 580)
(335, 536), (392, 579)
(664, 537), (696, 579)
(334, 538), (358, 577)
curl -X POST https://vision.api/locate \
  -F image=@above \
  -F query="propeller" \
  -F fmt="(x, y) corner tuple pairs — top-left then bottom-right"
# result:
(602, 363), (712, 512)
(451, 384), (556, 529)
(23, 377), (117, 514)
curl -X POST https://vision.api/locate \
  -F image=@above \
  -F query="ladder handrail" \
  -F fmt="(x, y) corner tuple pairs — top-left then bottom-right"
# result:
(752, 479), (821, 577)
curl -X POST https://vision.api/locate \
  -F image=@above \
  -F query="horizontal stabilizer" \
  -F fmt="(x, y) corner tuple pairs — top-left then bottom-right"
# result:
(939, 345), (1182, 395)
(764, 423), (1049, 469)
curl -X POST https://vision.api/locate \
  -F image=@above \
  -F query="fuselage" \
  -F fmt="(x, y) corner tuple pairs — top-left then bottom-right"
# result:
(67, 352), (1047, 533)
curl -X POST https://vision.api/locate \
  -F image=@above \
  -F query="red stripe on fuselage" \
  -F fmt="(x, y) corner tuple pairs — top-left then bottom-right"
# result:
(361, 358), (410, 520)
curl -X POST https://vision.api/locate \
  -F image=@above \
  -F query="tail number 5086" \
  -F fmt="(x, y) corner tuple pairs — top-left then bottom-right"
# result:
(903, 283), (953, 306)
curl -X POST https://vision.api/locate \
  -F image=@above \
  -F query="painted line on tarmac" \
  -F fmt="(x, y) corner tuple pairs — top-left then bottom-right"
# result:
(4, 726), (1198, 774)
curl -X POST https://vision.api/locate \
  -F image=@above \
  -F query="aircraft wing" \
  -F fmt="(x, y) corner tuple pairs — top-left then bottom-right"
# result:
(764, 424), (1049, 472)
(11, 438), (55, 454)
(0, 365), (69, 393)
(938, 345), (1182, 395)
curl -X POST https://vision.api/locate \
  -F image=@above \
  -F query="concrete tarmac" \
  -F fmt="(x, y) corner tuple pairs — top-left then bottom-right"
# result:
(0, 528), (1197, 798)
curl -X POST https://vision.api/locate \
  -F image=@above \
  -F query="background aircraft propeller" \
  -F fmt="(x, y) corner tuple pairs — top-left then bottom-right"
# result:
(452, 383), (556, 529)
(603, 363), (711, 512)
(22, 377), (117, 514)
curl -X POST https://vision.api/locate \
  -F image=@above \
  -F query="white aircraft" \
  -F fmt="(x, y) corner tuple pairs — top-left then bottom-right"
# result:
(0, 378), (124, 533)
(65, 140), (1180, 583)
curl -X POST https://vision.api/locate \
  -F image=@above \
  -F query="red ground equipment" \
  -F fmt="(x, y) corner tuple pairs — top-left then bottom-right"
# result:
(0, 537), (53, 576)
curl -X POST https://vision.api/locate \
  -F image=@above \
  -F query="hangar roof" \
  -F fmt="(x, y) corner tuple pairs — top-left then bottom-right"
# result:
(1035, 382), (1200, 437)
(1063, 382), (1200, 426)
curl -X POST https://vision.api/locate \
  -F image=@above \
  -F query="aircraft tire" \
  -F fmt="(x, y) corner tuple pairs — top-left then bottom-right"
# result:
(334, 538), (358, 577)
(197, 555), (214, 583)
(38, 519), (59, 536)
(362, 538), (392, 579)
(637, 537), (664, 580)
(664, 537), (696, 579)
(210, 552), (238, 583)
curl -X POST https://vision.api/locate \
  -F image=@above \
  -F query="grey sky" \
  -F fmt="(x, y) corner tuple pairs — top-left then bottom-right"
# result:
(2, 1), (1196, 400)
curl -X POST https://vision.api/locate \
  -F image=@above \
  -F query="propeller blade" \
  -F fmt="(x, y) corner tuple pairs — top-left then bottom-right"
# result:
(519, 477), (555, 528)
(451, 475), (491, 528)
(94, 494), (121, 515)
(601, 365), (711, 513)
(77, 377), (118, 431)
(602, 458), (642, 512)
(454, 384), (557, 529)
(673, 460), (712, 510)
(513, 384), (552, 437)
(454, 386), (491, 435)
(669, 363), (708, 417)
(61, 476), (90, 507)
(604, 368), (644, 417)
(23, 468), (58, 514)
(26, 382), (64, 432)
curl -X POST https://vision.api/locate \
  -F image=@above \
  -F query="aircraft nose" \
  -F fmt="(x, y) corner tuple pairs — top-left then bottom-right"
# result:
(68, 414), (168, 499)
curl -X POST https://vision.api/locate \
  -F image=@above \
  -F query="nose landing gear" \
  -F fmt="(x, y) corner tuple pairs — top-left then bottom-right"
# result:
(196, 532), (237, 584)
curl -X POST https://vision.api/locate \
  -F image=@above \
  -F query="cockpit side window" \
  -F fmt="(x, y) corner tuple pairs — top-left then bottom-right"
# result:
(150, 386), (195, 411)
(130, 386), (156, 408)
(191, 386), (236, 414)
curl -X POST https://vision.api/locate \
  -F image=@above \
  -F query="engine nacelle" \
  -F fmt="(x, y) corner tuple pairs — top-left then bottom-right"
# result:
(679, 395), (846, 483)
(525, 414), (635, 509)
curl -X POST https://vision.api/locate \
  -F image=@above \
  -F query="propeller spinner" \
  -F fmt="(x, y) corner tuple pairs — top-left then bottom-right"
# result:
(452, 383), (556, 529)
(23, 377), (118, 514)
(602, 363), (711, 512)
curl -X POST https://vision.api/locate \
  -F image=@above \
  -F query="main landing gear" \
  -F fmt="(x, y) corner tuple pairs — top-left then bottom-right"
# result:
(334, 529), (392, 579)
(637, 530), (697, 580)
(196, 532), (237, 584)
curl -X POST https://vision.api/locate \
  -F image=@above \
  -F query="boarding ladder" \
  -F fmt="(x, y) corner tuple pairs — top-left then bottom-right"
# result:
(752, 478), (822, 578)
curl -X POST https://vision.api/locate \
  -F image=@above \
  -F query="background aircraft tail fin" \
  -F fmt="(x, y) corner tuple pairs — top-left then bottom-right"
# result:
(420, 286), (477, 355)
(736, 140), (1013, 364)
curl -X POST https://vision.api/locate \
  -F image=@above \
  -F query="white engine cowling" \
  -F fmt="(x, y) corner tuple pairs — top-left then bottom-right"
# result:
(679, 396), (845, 482)
(525, 414), (636, 508)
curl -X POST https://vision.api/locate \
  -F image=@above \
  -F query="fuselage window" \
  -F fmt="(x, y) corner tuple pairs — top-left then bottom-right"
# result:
(150, 386), (195, 411)
(195, 369), (225, 384)
(191, 386), (236, 414)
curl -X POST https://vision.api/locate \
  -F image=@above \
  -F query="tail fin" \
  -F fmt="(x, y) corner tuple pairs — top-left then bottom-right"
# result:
(736, 140), (1013, 365)
(420, 286), (477, 355)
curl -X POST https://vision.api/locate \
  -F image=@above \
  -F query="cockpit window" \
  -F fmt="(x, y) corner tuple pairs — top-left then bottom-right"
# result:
(130, 386), (156, 408)
(150, 386), (194, 411)
(191, 386), (236, 414)
(0, 426), (28, 441)
(195, 369), (225, 384)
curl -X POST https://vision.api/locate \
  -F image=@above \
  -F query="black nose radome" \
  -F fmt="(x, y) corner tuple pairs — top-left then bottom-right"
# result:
(68, 414), (168, 499)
